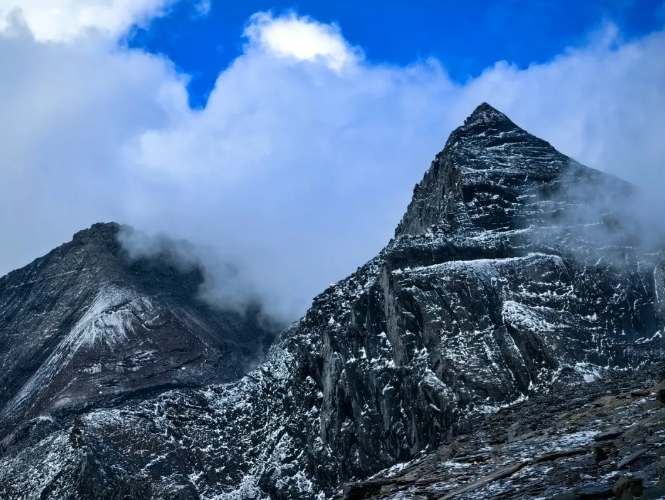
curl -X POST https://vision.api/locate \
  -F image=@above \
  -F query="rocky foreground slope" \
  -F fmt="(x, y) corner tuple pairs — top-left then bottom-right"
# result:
(340, 368), (665, 499)
(1, 104), (665, 499)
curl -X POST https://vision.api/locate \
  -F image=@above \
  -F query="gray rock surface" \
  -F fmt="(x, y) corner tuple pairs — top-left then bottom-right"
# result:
(0, 223), (276, 449)
(1, 103), (664, 499)
(340, 369), (665, 499)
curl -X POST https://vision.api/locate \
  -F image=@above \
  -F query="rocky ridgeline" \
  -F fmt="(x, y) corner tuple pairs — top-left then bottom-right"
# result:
(0, 223), (276, 455)
(1, 104), (664, 499)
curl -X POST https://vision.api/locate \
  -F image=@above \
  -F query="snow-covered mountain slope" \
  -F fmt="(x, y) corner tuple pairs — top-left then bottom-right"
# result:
(1, 104), (664, 499)
(0, 223), (276, 447)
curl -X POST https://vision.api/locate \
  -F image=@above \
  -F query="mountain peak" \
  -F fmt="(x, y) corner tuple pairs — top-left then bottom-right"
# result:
(394, 103), (602, 237)
(71, 221), (122, 246)
(0, 221), (276, 439)
(463, 102), (516, 130)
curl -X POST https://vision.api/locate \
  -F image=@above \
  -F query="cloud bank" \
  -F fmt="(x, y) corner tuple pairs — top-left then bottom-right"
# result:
(0, 3), (664, 320)
(0, 0), (175, 40)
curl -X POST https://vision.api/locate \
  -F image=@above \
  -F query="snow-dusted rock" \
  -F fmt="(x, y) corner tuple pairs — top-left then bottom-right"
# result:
(0, 223), (276, 449)
(1, 104), (664, 499)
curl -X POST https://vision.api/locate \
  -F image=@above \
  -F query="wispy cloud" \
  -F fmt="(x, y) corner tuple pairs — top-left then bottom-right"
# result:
(0, 0), (180, 41)
(194, 0), (210, 18)
(244, 11), (361, 71)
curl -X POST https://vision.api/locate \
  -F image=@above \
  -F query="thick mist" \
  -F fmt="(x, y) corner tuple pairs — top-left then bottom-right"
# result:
(117, 226), (289, 327)
(530, 160), (665, 269)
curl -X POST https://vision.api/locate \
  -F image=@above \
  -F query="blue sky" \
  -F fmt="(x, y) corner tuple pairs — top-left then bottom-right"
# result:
(128, 0), (665, 107)
(0, 0), (664, 318)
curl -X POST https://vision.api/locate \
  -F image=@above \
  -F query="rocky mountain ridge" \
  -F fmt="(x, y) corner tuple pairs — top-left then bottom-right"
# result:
(0, 223), (276, 451)
(0, 103), (664, 499)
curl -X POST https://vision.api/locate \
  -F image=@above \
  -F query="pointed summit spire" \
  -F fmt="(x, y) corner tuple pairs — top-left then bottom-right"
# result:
(463, 102), (517, 130)
(395, 103), (581, 237)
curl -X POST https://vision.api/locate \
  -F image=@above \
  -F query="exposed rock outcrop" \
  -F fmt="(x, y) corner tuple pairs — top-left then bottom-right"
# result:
(339, 368), (665, 499)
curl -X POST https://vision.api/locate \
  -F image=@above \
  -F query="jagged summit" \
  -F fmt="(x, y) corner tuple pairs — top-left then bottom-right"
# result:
(73, 221), (121, 237)
(70, 221), (122, 246)
(463, 102), (516, 129)
(65, 222), (182, 268)
(1, 222), (125, 284)
(395, 103), (620, 237)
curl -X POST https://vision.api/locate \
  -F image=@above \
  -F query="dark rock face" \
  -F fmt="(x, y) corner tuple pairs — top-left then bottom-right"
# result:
(1, 104), (664, 499)
(339, 369), (665, 499)
(0, 223), (276, 447)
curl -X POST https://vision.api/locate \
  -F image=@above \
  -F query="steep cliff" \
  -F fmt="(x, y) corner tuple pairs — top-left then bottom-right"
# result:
(0, 104), (663, 499)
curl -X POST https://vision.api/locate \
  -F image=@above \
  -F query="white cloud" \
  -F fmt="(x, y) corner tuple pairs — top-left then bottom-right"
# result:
(0, 29), (185, 271)
(243, 11), (360, 70)
(194, 0), (211, 17)
(0, 12), (664, 320)
(0, 0), (175, 41)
